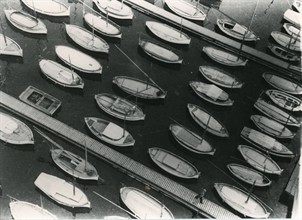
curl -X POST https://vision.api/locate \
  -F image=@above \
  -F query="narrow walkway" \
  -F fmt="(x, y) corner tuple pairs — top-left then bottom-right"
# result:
(0, 91), (239, 219)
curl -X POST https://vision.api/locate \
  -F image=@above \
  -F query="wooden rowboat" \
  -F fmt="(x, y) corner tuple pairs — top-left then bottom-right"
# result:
(120, 187), (174, 219)
(39, 59), (84, 89)
(112, 76), (167, 99)
(263, 72), (302, 95)
(283, 9), (302, 28)
(254, 98), (300, 127)
(271, 31), (301, 52)
(145, 21), (191, 45)
(199, 66), (244, 89)
(4, 10), (47, 34)
(92, 0), (133, 20)
(187, 103), (229, 137)
(0, 112), (34, 145)
(238, 145), (283, 175)
(20, 0), (70, 17)
(0, 34), (23, 57)
(169, 124), (215, 155)
(65, 24), (109, 53)
(214, 183), (270, 218)
(139, 38), (183, 64)
(55, 45), (102, 74)
(250, 115), (295, 139)
(149, 147), (200, 179)
(202, 46), (248, 66)
(84, 12), (122, 38)
(216, 19), (259, 42)
(227, 163), (272, 187)
(240, 126), (295, 158)
(85, 117), (135, 147)
(34, 172), (91, 208)
(190, 81), (234, 106)
(283, 23), (301, 40)
(266, 89), (302, 112)
(165, 0), (206, 21)
(95, 93), (145, 121)
(267, 43), (300, 62)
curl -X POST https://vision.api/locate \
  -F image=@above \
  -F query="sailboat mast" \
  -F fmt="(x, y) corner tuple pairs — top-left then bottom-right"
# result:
(0, 21), (7, 46)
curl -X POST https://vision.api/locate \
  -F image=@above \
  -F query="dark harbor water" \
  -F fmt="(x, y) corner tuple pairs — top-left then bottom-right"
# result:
(0, 0), (301, 219)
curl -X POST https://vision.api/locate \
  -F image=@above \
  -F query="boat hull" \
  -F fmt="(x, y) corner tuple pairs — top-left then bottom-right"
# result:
(92, 0), (133, 20)
(267, 44), (300, 62)
(0, 34), (23, 57)
(271, 31), (301, 52)
(21, 0), (70, 17)
(266, 89), (302, 112)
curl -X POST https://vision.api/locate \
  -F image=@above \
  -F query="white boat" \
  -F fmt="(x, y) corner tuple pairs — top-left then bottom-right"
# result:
(254, 98), (300, 127)
(199, 66), (244, 89)
(95, 93), (145, 121)
(263, 72), (302, 95)
(240, 126), (295, 158)
(84, 12), (122, 38)
(283, 23), (301, 40)
(4, 10), (47, 34)
(187, 103), (229, 137)
(165, 0), (206, 21)
(39, 59), (84, 89)
(227, 163), (272, 187)
(0, 34), (23, 57)
(238, 145), (283, 175)
(271, 31), (301, 52)
(284, 9), (302, 27)
(120, 187), (174, 219)
(0, 112), (34, 145)
(216, 19), (259, 41)
(85, 117), (135, 147)
(92, 0), (133, 20)
(34, 172), (91, 208)
(145, 21), (191, 45)
(169, 124), (215, 155)
(139, 38), (183, 64)
(267, 43), (300, 62)
(250, 115), (295, 139)
(65, 24), (109, 53)
(214, 183), (270, 218)
(190, 81), (234, 106)
(55, 45), (102, 74)
(149, 147), (200, 179)
(20, 0), (70, 17)
(292, 0), (302, 13)
(265, 89), (302, 112)
(112, 76), (167, 99)
(9, 200), (58, 219)
(202, 46), (248, 66)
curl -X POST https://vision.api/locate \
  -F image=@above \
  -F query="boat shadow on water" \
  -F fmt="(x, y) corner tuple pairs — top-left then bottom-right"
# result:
(0, 55), (24, 64)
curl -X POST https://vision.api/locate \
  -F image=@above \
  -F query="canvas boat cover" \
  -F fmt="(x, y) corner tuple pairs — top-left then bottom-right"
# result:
(206, 84), (223, 100)
(232, 23), (247, 35)
(102, 122), (123, 140)
(0, 114), (18, 134)
(176, 128), (201, 146)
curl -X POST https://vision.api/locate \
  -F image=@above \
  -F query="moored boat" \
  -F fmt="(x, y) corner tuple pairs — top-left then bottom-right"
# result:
(254, 98), (300, 127)
(238, 145), (283, 175)
(120, 187), (174, 219)
(95, 93), (145, 121)
(20, 0), (70, 17)
(169, 124), (215, 155)
(265, 89), (302, 112)
(283, 23), (301, 40)
(187, 103), (229, 137)
(84, 12), (122, 38)
(55, 45), (102, 74)
(267, 43), (300, 62)
(202, 46), (248, 66)
(85, 117), (135, 147)
(65, 24), (109, 53)
(0, 34), (23, 57)
(92, 0), (133, 20)
(112, 76), (167, 99)
(190, 81), (234, 106)
(227, 163), (272, 187)
(271, 31), (301, 52)
(0, 112), (34, 145)
(39, 59), (84, 89)
(263, 72), (302, 95)
(283, 9), (302, 27)
(216, 19), (260, 41)
(240, 126), (295, 158)
(250, 115), (295, 139)
(4, 10), (47, 34)
(214, 183), (270, 218)
(199, 66), (244, 89)
(145, 21), (191, 45)
(34, 172), (91, 208)
(148, 147), (200, 179)
(165, 0), (206, 21)
(139, 38), (183, 64)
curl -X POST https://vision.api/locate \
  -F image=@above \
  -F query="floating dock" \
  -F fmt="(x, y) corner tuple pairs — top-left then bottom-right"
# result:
(0, 91), (239, 219)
